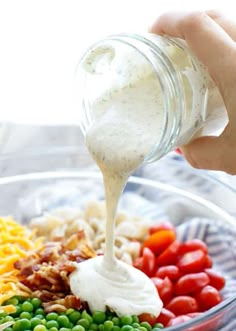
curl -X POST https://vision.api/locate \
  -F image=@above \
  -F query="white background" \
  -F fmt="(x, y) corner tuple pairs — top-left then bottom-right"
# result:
(0, 0), (235, 125)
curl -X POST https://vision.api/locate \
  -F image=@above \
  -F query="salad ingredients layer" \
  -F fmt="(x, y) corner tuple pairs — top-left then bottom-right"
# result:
(0, 202), (226, 330)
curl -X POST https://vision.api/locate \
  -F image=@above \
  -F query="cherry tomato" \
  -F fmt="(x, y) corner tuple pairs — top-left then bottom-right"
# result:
(133, 257), (143, 270)
(143, 230), (176, 256)
(179, 239), (208, 254)
(204, 255), (213, 268)
(155, 265), (181, 281)
(133, 247), (156, 277)
(149, 221), (175, 235)
(175, 272), (210, 295)
(177, 249), (207, 273)
(156, 240), (181, 266)
(165, 296), (199, 315)
(167, 315), (192, 326)
(138, 313), (157, 326)
(205, 269), (226, 291)
(142, 247), (156, 277)
(195, 285), (222, 311)
(155, 308), (175, 327)
(151, 276), (173, 303)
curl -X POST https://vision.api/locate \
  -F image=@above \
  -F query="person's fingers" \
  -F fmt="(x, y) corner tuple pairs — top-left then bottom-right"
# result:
(181, 127), (236, 174)
(207, 10), (236, 41)
(150, 11), (236, 119)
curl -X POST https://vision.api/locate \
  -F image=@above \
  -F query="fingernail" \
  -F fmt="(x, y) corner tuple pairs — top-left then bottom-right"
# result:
(175, 148), (182, 155)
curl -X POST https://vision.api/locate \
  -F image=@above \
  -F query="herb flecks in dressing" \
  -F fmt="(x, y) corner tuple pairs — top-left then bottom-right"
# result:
(70, 45), (163, 317)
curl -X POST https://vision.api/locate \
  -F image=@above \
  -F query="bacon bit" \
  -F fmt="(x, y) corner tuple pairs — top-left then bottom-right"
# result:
(15, 230), (96, 302)
(42, 295), (81, 313)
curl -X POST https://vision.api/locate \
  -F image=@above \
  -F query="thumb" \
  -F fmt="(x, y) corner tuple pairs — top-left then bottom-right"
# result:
(181, 134), (236, 175)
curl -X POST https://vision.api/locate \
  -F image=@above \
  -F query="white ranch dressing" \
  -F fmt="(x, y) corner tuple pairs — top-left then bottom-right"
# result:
(70, 45), (163, 317)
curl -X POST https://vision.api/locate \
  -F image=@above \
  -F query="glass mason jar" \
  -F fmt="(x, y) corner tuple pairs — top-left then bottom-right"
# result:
(76, 33), (228, 162)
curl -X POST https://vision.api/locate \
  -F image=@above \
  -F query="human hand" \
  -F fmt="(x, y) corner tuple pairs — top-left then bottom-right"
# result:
(150, 11), (236, 175)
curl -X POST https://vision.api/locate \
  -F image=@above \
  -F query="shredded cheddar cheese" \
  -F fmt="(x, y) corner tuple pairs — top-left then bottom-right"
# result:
(0, 217), (43, 305)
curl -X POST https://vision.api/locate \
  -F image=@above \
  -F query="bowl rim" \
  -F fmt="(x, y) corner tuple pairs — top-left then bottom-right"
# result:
(0, 170), (235, 330)
(1, 170), (235, 226)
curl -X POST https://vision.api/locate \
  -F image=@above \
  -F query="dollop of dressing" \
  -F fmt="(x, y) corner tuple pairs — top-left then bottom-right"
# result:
(70, 44), (163, 317)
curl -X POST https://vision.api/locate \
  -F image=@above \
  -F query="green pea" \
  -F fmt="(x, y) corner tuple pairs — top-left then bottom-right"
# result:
(0, 312), (6, 319)
(5, 297), (19, 306)
(46, 320), (59, 329)
(120, 316), (133, 326)
(69, 311), (81, 324)
(35, 308), (45, 316)
(33, 326), (47, 331)
(112, 326), (120, 331)
(11, 305), (21, 317)
(49, 328), (58, 331)
(90, 323), (98, 331)
(31, 317), (43, 328)
(21, 301), (34, 313)
(140, 322), (152, 331)
(59, 328), (71, 331)
(0, 318), (5, 324)
(120, 326), (132, 331)
(31, 298), (42, 310)
(132, 323), (140, 328)
(72, 326), (86, 331)
(4, 316), (14, 322)
(14, 296), (25, 304)
(58, 315), (71, 328)
(152, 328), (161, 331)
(77, 318), (90, 329)
(4, 327), (13, 331)
(131, 316), (139, 324)
(81, 311), (93, 324)
(46, 312), (59, 321)
(92, 312), (106, 324)
(153, 324), (163, 329)
(111, 318), (119, 326)
(20, 311), (32, 319)
(13, 318), (31, 331)
(35, 314), (45, 320)
(98, 325), (104, 331)
(66, 308), (75, 315)
(139, 326), (148, 331)
(104, 321), (113, 331)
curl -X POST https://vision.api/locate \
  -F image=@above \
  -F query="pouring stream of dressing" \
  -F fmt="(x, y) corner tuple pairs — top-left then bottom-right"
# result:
(70, 45), (163, 317)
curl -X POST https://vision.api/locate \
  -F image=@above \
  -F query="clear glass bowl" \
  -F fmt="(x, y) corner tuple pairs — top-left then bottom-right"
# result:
(0, 165), (236, 330)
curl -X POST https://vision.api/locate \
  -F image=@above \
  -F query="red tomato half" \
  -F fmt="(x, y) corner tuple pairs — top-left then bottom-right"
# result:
(179, 239), (208, 254)
(204, 255), (213, 268)
(177, 249), (207, 273)
(156, 240), (181, 266)
(156, 308), (175, 327)
(205, 269), (226, 291)
(155, 265), (181, 281)
(175, 272), (210, 295)
(138, 313), (157, 326)
(141, 247), (156, 277)
(151, 277), (173, 303)
(149, 221), (175, 235)
(165, 296), (199, 315)
(143, 230), (176, 256)
(195, 285), (222, 311)
(133, 247), (156, 277)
